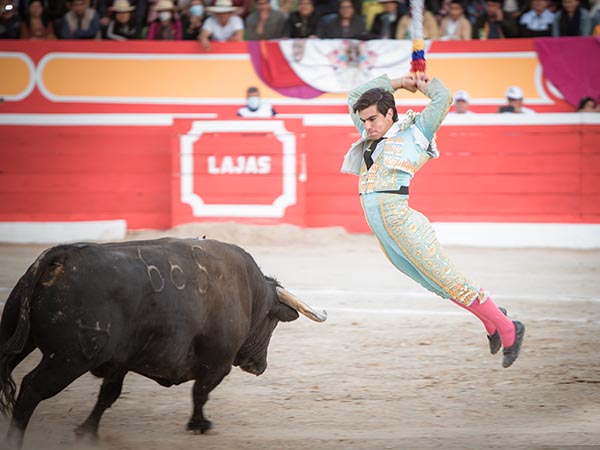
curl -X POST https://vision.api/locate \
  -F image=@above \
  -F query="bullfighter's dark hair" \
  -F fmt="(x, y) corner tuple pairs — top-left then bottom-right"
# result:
(352, 88), (399, 123)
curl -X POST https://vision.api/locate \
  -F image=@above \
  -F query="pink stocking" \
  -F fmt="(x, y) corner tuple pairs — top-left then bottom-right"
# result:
(449, 298), (496, 336)
(467, 296), (516, 347)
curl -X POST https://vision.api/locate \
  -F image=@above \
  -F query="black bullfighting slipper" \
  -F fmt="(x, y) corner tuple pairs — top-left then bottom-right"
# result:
(502, 320), (525, 368)
(487, 307), (507, 355)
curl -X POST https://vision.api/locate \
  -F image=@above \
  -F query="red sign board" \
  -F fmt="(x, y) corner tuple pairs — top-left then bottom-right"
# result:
(171, 119), (306, 226)
(192, 131), (284, 205)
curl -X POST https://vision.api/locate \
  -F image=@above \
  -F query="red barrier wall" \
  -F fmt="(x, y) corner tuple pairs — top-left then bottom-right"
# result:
(0, 125), (171, 229)
(302, 122), (600, 232)
(1, 118), (598, 233)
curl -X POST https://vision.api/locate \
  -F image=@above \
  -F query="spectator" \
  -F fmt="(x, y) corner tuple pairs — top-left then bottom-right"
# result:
(147, 0), (183, 39)
(501, 0), (526, 19)
(19, 0), (65, 25)
(182, 0), (205, 38)
(552, 0), (592, 36)
(237, 86), (276, 117)
(465, 0), (487, 24)
(245, 0), (287, 39)
(0, 0), (19, 38)
(472, 0), (518, 38)
(96, 0), (147, 35)
(277, 0), (296, 15)
(60, 0), (100, 39)
(101, 0), (147, 31)
(439, 0), (472, 39)
(499, 85), (535, 113)
(284, 0), (320, 38)
(199, 0), (243, 50)
(370, 0), (403, 39)
(395, 5), (439, 39)
(577, 96), (597, 111)
(106, 0), (139, 39)
(20, 0), (55, 38)
(519, 0), (554, 36)
(315, 0), (366, 38)
(451, 90), (474, 113)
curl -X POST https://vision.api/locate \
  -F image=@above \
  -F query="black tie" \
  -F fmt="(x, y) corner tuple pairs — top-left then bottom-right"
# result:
(364, 137), (385, 170)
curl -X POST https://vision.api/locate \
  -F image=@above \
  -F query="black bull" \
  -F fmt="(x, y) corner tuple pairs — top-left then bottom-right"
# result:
(0, 237), (326, 448)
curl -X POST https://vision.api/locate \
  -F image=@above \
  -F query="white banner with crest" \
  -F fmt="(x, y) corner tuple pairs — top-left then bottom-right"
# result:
(278, 39), (432, 93)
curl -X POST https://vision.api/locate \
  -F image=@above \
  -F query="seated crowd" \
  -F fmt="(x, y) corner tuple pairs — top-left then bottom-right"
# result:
(1, 0), (599, 40)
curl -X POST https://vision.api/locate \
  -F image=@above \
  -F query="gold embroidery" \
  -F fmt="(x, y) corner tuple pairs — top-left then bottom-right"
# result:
(358, 135), (433, 194)
(376, 196), (480, 305)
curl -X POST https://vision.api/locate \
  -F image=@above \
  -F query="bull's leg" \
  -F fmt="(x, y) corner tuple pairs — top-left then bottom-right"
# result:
(187, 367), (231, 434)
(75, 371), (127, 440)
(5, 354), (90, 449)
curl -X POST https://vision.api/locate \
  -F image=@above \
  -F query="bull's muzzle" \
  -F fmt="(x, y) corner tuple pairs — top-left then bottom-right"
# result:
(276, 288), (327, 322)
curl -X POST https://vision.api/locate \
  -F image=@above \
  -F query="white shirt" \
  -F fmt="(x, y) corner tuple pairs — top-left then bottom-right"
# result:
(237, 103), (275, 118)
(519, 106), (536, 114)
(202, 15), (244, 41)
(370, 122), (431, 163)
(503, 0), (519, 13)
(519, 9), (554, 31)
(442, 19), (459, 39)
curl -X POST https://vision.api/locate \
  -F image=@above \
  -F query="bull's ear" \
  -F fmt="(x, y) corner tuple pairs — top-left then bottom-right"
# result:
(270, 302), (300, 322)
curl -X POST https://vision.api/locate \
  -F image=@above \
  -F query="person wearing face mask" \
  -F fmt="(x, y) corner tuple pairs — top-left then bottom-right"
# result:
(237, 86), (276, 118)
(147, 0), (182, 39)
(182, 0), (205, 38)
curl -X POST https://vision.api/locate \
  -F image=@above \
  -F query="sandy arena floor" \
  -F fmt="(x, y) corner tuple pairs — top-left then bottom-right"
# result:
(0, 223), (599, 450)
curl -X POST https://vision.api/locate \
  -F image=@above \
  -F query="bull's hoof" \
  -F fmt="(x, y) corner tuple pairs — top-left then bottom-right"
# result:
(74, 423), (99, 441)
(187, 417), (212, 434)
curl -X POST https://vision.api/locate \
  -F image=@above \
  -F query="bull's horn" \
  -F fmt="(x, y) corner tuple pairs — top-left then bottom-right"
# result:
(277, 287), (327, 322)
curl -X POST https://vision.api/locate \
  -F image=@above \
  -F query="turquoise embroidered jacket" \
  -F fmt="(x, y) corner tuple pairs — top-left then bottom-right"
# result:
(341, 74), (452, 194)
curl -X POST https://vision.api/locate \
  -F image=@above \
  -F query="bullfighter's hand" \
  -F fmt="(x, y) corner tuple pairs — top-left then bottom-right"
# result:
(401, 75), (418, 93)
(416, 73), (431, 94)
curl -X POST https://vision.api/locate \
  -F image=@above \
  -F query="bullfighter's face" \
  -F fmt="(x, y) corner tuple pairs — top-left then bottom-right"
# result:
(359, 104), (394, 141)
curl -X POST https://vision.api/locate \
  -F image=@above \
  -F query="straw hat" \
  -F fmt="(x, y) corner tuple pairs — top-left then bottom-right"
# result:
(155, 0), (175, 11)
(110, 0), (135, 12)
(206, 0), (238, 13)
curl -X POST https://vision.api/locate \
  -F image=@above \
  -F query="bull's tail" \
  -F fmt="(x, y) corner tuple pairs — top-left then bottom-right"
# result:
(0, 247), (56, 416)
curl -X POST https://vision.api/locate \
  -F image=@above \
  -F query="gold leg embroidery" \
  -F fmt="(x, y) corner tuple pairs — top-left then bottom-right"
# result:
(376, 196), (480, 305)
